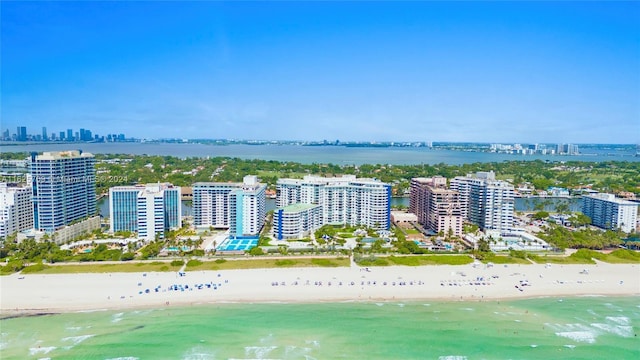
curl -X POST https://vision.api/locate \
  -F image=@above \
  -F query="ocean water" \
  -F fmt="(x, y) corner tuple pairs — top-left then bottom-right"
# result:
(2, 297), (638, 359)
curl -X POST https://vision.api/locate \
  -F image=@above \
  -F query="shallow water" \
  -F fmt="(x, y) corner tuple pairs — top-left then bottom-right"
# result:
(1, 296), (638, 359)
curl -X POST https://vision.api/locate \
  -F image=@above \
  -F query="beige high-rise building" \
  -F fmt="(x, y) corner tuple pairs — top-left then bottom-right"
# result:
(410, 177), (463, 237)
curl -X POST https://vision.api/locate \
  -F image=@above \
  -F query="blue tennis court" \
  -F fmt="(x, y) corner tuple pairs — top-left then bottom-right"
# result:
(217, 237), (258, 251)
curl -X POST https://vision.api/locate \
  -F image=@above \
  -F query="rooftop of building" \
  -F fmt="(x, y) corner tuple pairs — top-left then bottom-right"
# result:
(429, 187), (459, 194)
(0, 182), (31, 192)
(278, 174), (386, 186)
(280, 203), (322, 212)
(585, 193), (639, 205)
(193, 182), (244, 187)
(110, 183), (178, 191)
(34, 150), (94, 160)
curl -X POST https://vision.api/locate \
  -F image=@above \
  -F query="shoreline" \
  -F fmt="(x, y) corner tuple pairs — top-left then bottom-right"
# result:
(4, 294), (640, 321)
(2, 263), (639, 318)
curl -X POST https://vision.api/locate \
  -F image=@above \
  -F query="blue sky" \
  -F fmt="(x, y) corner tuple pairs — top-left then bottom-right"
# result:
(2, 1), (639, 143)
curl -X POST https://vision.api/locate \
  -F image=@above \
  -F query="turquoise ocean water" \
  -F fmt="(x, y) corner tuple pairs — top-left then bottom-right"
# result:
(2, 297), (638, 359)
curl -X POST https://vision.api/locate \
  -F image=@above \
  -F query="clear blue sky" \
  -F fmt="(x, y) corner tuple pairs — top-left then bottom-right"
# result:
(2, 1), (639, 143)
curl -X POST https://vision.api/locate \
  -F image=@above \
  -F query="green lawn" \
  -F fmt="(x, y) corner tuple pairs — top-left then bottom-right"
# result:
(18, 258), (350, 274)
(528, 254), (595, 264)
(481, 255), (531, 265)
(602, 249), (640, 264)
(529, 249), (640, 265)
(336, 232), (353, 238)
(185, 257), (350, 271)
(359, 255), (474, 267)
(404, 229), (421, 235)
(27, 262), (182, 274)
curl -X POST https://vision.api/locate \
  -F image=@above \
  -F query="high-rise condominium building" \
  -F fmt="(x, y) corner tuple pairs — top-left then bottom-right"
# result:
(31, 150), (96, 232)
(409, 177), (463, 237)
(275, 175), (391, 235)
(0, 183), (34, 238)
(109, 183), (181, 241)
(450, 171), (515, 232)
(273, 203), (323, 240)
(193, 175), (266, 238)
(582, 193), (638, 233)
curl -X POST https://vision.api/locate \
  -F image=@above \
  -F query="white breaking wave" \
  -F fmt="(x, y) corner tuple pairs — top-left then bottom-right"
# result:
(284, 345), (312, 357)
(245, 346), (278, 358)
(556, 331), (597, 344)
(591, 323), (634, 338)
(547, 323), (599, 344)
(605, 316), (630, 326)
(112, 312), (124, 323)
(438, 356), (468, 360)
(182, 345), (216, 360)
(259, 334), (275, 344)
(304, 339), (320, 347)
(61, 334), (94, 345)
(29, 346), (56, 355)
(182, 353), (216, 360)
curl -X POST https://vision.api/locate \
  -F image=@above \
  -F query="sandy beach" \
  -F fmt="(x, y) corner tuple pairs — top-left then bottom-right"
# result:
(2, 261), (639, 317)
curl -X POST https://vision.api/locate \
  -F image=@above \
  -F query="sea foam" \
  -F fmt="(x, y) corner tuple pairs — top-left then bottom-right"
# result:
(245, 346), (278, 358)
(591, 323), (634, 338)
(548, 323), (599, 344)
(29, 346), (56, 355)
(556, 331), (597, 344)
(62, 334), (94, 345)
(605, 316), (630, 325)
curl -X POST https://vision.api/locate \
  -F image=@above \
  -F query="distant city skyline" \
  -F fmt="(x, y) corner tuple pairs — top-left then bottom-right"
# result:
(2, 1), (639, 143)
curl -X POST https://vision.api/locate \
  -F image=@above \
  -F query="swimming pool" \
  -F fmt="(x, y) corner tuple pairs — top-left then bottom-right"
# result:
(217, 238), (258, 252)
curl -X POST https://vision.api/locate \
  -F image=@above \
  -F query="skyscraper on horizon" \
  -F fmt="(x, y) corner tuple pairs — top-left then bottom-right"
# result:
(17, 126), (27, 141)
(31, 150), (96, 232)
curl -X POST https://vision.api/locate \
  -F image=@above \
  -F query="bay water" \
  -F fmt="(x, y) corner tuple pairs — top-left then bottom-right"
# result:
(2, 296), (638, 359)
(2, 143), (638, 165)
